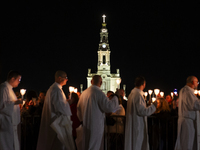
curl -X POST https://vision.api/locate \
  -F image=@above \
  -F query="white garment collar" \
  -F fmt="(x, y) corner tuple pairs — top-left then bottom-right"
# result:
(5, 81), (13, 89)
(134, 87), (145, 97)
(55, 82), (62, 89)
(185, 85), (195, 93)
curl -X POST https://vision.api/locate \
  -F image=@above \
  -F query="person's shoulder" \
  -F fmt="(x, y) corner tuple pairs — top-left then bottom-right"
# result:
(51, 83), (61, 91)
(0, 82), (9, 91)
(91, 85), (104, 93)
(0, 82), (7, 87)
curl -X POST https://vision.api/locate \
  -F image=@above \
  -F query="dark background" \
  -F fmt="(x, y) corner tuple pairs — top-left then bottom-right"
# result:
(1, 2), (200, 97)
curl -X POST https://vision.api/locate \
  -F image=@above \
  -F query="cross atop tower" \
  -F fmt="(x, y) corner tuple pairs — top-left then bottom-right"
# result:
(102, 14), (106, 23)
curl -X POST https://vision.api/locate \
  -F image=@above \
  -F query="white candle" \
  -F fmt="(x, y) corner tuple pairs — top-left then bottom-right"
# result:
(69, 86), (75, 99)
(171, 92), (174, 99)
(194, 90), (198, 95)
(144, 92), (148, 100)
(116, 79), (121, 89)
(20, 89), (26, 100)
(160, 92), (164, 97)
(152, 97), (156, 102)
(148, 90), (153, 95)
(198, 90), (200, 96)
(74, 88), (78, 93)
(154, 89), (160, 96)
(148, 90), (153, 102)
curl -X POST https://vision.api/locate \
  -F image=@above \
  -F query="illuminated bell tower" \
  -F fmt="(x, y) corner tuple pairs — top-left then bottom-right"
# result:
(97, 14), (111, 73)
(87, 15), (121, 94)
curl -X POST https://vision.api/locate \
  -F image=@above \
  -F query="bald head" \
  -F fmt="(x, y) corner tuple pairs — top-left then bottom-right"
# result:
(91, 75), (102, 87)
(55, 70), (68, 86)
(186, 76), (199, 89)
(55, 70), (67, 79)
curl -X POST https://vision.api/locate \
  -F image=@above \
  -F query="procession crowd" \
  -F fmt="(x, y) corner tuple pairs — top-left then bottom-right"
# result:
(0, 70), (199, 150)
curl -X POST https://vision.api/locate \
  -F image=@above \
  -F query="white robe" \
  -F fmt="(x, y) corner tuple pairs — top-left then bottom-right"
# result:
(37, 82), (73, 150)
(77, 85), (119, 150)
(112, 104), (125, 116)
(124, 87), (156, 150)
(108, 104), (125, 134)
(175, 85), (200, 150)
(0, 81), (20, 150)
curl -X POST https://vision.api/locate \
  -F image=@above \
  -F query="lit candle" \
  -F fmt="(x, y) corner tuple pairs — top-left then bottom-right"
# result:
(148, 90), (153, 95)
(171, 92), (174, 99)
(154, 89), (160, 98)
(116, 79), (121, 89)
(194, 90), (198, 95)
(20, 89), (26, 100)
(198, 90), (200, 96)
(74, 88), (78, 93)
(152, 97), (156, 102)
(69, 86), (75, 99)
(160, 92), (164, 97)
(148, 90), (153, 102)
(144, 92), (148, 100)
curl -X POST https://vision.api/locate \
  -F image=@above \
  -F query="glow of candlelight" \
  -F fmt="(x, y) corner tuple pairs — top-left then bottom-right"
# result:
(20, 89), (26, 96)
(148, 90), (153, 95)
(194, 90), (198, 95)
(20, 89), (26, 100)
(144, 92), (148, 100)
(116, 79), (121, 85)
(74, 88), (78, 93)
(154, 89), (160, 96)
(171, 92), (174, 99)
(152, 97), (156, 102)
(69, 86), (75, 93)
(160, 92), (164, 97)
(198, 90), (200, 96)
(69, 86), (75, 99)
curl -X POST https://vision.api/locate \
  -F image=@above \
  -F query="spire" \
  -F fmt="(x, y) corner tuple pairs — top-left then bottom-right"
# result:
(102, 14), (107, 27)
(102, 14), (106, 23)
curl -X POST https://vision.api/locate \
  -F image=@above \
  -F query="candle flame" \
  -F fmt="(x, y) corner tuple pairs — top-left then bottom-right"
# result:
(69, 86), (75, 93)
(148, 90), (153, 95)
(20, 89), (26, 96)
(154, 89), (160, 96)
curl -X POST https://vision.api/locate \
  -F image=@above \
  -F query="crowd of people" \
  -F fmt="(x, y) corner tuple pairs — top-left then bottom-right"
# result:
(0, 70), (199, 150)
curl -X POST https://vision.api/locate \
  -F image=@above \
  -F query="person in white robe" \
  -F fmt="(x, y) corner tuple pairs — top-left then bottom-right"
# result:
(37, 70), (75, 150)
(106, 91), (125, 134)
(77, 75), (119, 150)
(124, 76), (157, 150)
(175, 76), (200, 150)
(0, 70), (22, 150)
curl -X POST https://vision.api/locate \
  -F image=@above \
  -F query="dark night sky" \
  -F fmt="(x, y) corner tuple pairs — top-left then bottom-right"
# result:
(1, 2), (200, 96)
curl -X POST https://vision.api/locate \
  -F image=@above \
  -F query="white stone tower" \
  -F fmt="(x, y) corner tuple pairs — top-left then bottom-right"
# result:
(87, 15), (121, 94)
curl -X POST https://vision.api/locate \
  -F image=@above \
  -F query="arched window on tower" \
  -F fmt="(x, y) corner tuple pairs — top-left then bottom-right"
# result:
(103, 55), (106, 64)
(103, 36), (105, 41)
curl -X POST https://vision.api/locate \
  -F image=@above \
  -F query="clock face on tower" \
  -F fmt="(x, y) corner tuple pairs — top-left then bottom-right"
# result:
(102, 44), (106, 48)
